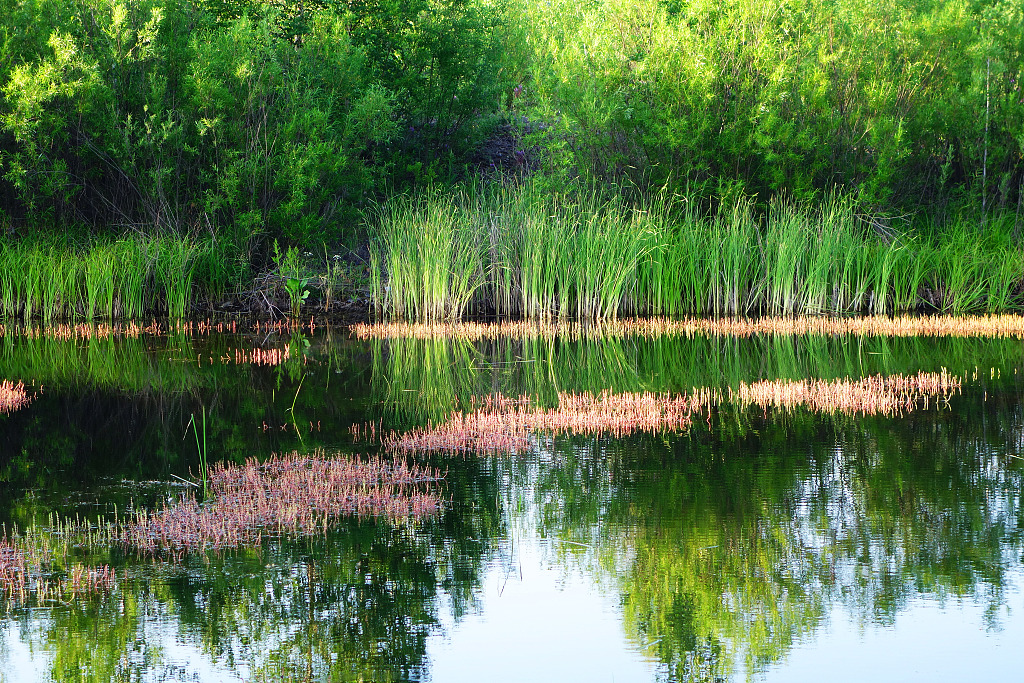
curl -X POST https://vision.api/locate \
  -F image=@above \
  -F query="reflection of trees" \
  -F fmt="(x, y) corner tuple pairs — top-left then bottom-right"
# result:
(163, 527), (443, 682)
(516, 396), (1024, 682)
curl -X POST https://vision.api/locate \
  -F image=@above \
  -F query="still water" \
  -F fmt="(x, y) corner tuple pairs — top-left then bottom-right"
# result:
(1, 326), (1022, 681)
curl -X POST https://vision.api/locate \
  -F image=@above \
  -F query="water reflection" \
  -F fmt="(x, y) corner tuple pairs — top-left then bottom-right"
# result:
(506, 405), (1024, 681)
(1, 329), (1023, 681)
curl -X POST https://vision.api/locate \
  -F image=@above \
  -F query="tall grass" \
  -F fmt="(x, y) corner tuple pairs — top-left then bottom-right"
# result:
(370, 192), (482, 321)
(923, 215), (1024, 314)
(0, 234), (234, 321)
(369, 182), (1024, 321)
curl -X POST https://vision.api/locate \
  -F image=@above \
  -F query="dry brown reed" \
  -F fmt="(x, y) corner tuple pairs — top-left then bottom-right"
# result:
(173, 318), (318, 336)
(0, 317), (321, 340)
(730, 370), (960, 417)
(12, 320), (163, 340)
(170, 319), (239, 335)
(248, 318), (321, 335)
(351, 315), (1024, 340)
(121, 450), (443, 554)
(0, 537), (117, 606)
(221, 344), (293, 366)
(392, 372), (960, 454)
(0, 379), (34, 413)
(391, 390), (722, 455)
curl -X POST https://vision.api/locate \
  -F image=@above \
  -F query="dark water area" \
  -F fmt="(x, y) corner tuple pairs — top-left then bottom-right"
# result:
(1, 327), (1023, 681)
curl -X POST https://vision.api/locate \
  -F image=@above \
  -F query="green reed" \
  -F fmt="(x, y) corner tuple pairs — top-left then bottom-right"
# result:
(922, 215), (1024, 314)
(0, 234), (227, 321)
(370, 191), (483, 321)
(370, 183), (1017, 321)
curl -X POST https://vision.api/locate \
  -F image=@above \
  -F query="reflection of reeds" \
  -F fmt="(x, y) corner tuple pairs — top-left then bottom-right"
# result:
(393, 372), (960, 454)
(122, 451), (442, 554)
(0, 379), (33, 413)
(1, 536), (117, 606)
(352, 315), (1024, 341)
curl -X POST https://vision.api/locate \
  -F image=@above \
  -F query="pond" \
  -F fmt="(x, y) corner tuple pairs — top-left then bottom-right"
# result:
(1, 320), (1023, 682)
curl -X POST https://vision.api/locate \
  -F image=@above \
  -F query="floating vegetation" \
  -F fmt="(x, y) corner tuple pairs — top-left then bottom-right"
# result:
(121, 451), (443, 554)
(218, 344), (293, 366)
(1, 527), (118, 607)
(389, 372), (961, 455)
(0, 379), (34, 413)
(352, 315), (1024, 341)
(733, 371), (961, 417)
(389, 391), (718, 455)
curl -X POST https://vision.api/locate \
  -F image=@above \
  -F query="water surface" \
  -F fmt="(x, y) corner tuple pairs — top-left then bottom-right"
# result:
(1, 326), (1022, 681)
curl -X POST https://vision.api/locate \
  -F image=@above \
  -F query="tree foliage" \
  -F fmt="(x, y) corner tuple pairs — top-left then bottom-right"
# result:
(0, 0), (512, 246)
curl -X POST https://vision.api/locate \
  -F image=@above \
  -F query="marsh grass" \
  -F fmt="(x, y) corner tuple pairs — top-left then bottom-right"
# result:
(369, 183), (1024, 321)
(923, 215), (1024, 314)
(0, 234), (233, 321)
(392, 371), (961, 455)
(121, 451), (443, 555)
(0, 379), (33, 413)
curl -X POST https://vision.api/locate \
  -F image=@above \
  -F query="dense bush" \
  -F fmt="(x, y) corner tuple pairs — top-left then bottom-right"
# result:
(515, 0), (1024, 209)
(0, 0), (512, 247)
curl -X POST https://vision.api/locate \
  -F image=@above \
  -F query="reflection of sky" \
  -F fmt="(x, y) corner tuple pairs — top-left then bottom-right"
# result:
(0, 618), (247, 683)
(426, 537), (659, 683)
(760, 569), (1024, 682)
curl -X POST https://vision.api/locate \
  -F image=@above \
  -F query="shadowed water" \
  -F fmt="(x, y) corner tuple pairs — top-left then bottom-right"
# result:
(1, 326), (1023, 681)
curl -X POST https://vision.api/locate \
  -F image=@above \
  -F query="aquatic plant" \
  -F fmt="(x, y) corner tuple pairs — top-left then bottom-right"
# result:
(352, 314), (1024, 341)
(368, 184), (1024, 321)
(0, 379), (33, 413)
(121, 451), (443, 554)
(731, 371), (961, 417)
(223, 344), (293, 366)
(1, 522), (118, 607)
(390, 372), (961, 455)
(389, 390), (720, 455)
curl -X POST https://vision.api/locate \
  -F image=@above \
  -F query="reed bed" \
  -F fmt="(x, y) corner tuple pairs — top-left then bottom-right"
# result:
(0, 235), (236, 321)
(369, 184), (1024, 321)
(0, 318), (302, 340)
(4, 320), (164, 340)
(391, 372), (960, 454)
(352, 315), (1024, 341)
(121, 451), (443, 554)
(0, 379), (33, 413)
